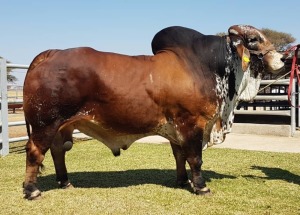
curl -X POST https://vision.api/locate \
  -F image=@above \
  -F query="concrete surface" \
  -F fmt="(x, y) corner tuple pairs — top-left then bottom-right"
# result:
(136, 133), (300, 153)
(212, 133), (300, 153)
(231, 123), (292, 137)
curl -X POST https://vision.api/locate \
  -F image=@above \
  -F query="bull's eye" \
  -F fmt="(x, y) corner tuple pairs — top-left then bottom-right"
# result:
(258, 53), (264, 59)
(248, 37), (258, 43)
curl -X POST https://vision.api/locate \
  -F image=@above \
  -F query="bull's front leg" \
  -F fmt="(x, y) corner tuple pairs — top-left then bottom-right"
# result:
(172, 138), (210, 195)
(185, 147), (210, 195)
(181, 128), (211, 195)
(170, 142), (189, 187)
(170, 113), (212, 195)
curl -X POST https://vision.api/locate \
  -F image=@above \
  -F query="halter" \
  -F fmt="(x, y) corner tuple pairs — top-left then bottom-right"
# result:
(248, 44), (276, 59)
(226, 35), (275, 60)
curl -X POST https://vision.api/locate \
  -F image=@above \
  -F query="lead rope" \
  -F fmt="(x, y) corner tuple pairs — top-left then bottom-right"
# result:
(257, 71), (291, 94)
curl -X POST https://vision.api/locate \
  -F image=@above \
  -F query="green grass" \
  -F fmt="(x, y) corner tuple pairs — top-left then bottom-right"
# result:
(1, 140), (300, 215)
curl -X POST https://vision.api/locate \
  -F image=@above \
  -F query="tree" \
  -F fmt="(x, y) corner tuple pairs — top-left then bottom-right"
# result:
(0, 56), (18, 83)
(216, 28), (296, 51)
(215, 32), (227, 37)
(261, 28), (295, 51)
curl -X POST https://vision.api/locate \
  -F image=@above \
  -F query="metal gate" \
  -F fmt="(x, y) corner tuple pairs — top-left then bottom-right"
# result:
(0, 58), (28, 156)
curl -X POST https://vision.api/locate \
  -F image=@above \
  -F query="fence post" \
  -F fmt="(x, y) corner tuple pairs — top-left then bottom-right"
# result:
(298, 84), (300, 127)
(0, 58), (9, 156)
(291, 78), (296, 136)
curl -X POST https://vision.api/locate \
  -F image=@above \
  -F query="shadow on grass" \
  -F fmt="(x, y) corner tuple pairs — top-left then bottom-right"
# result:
(244, 165), (300, 185)
(10, 142), (26, 154)
(10, 147), (26, 154)
(38, 169), (236, 191)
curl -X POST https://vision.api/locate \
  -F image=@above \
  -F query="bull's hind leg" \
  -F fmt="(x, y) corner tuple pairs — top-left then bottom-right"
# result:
(23, 133), (53, 200)
(50, 128), (74, 189)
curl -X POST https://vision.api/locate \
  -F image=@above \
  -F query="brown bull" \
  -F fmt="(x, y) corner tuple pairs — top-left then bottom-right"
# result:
(23, 25), (284, 199)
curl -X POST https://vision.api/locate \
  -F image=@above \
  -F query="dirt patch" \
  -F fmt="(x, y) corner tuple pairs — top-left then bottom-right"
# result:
(7, 109), (27, 138)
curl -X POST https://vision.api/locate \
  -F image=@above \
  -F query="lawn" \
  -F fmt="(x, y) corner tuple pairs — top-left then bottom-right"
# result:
(1, 140), (299, 215)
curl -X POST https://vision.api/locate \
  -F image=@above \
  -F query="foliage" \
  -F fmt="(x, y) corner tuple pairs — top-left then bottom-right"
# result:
(261, 28), (295, 51)
(1, 140), (299, 215)
(7, 74), (17, 83)
(0, 56), (17, 83)
(216, 32), (227, 37)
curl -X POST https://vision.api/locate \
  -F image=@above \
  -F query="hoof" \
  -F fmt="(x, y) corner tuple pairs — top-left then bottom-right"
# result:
(194, 187), (211, 196)
(63, 183), (74, 189)
(58, 180), (74, 189)
(25, 191), (42, 200)
(189, 181), (211, 195)
(23, 183), (42, 200)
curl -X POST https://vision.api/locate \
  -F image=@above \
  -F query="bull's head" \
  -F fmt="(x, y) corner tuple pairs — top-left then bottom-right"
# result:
(228, 25), (285, 74)
(228, 25), (285, 102)
(206, 25), (285, 149)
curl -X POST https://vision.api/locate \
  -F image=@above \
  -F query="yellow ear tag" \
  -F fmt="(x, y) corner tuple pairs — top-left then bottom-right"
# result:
(243, 56), (250, 63)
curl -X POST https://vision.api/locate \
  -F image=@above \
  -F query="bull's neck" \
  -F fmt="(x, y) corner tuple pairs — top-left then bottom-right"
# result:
(215, 41), (252, 134)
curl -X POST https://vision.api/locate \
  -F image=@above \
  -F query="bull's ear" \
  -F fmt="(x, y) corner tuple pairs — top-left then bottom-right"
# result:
(236, 44), (250, 71)
(228, 25), (251, 71)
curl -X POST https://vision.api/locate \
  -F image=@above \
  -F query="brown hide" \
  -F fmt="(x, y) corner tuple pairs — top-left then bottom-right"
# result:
(24, 47), (218, 152)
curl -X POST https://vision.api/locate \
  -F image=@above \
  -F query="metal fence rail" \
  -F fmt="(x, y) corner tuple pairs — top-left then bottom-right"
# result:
(0, 121), (28, 144)
(237, 78), (298, 136)
(0, 59), (29, 156)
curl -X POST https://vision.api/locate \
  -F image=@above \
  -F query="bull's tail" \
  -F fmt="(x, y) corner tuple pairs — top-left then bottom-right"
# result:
(25, 119), (45, 174)
(25, 119), (31, 139)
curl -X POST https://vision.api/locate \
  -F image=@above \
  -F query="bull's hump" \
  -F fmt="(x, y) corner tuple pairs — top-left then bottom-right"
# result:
(151, 26), (204, 54)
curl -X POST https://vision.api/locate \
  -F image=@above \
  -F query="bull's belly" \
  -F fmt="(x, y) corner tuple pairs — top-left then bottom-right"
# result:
(69, 118), (181, 155)
(74, 119), (151, 155)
